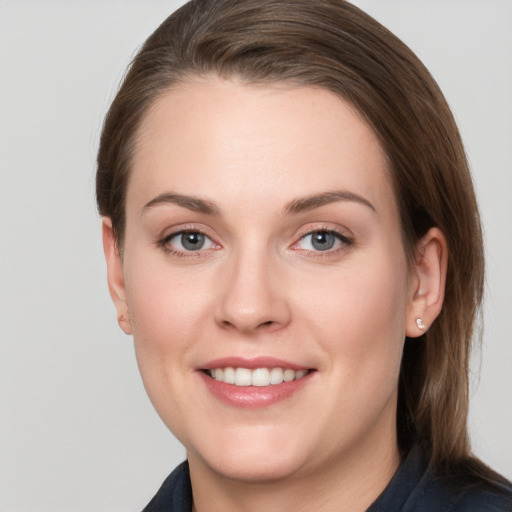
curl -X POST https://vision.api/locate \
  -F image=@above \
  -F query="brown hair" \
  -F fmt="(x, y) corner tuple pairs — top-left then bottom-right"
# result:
(97, 0), (487, 478)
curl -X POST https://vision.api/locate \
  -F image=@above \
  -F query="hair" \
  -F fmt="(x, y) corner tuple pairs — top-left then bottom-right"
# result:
(97, 0), (490, 480)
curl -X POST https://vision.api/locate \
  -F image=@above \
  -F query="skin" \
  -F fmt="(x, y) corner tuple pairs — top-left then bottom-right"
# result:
(103, 77), (447, 512)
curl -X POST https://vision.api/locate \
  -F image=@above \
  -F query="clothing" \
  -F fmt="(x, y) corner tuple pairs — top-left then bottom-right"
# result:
(142, 445), (512, 511)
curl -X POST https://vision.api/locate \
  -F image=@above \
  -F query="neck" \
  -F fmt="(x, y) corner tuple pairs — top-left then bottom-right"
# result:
(189, 437), (400, 512)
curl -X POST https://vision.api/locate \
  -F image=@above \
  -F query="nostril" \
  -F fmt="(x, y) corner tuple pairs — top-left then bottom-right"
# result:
(221, 319), (273, 328)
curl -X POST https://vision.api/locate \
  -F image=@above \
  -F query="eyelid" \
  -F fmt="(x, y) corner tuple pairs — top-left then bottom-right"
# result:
(290, 225), (353, 254)
(156, 223), (216, 243)
(294, 223), (353, 242)
(154, 223), (352, 257)
(166, 230), (214, 246)
(156, 224), (222, 256)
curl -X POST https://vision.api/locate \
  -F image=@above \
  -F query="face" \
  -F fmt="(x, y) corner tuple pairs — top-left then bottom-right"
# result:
(108, 77), (421, 483)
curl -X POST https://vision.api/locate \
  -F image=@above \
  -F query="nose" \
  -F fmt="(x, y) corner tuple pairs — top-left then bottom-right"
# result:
(214, 245), (292, 335)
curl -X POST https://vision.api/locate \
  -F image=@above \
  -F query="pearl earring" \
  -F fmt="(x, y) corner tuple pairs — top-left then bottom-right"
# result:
(416, 318), (425, 330)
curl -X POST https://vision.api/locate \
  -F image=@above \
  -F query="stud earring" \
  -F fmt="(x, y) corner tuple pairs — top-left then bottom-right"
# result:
(416, 318), (425, 330)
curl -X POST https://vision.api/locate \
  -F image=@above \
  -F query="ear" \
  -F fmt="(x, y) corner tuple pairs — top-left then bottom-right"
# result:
(406, 227), (448, 337)
(102, 218), (132, 335)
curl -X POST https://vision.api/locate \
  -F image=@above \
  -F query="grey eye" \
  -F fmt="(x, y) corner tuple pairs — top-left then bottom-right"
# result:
(161, 230), (217, 255)
(310, 231), (337, 251)
(180, 232), (206, 251)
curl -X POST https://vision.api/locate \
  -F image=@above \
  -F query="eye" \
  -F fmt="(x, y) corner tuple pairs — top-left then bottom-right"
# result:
(163, 230), (216, 252)
(295, 230), (350, 252)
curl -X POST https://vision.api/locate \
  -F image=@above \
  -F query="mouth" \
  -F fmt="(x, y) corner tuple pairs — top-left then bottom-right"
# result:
(198, 357), (316, 408)
(204, 367), (311, 387)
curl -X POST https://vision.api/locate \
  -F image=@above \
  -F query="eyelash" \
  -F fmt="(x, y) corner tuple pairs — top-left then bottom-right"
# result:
(157, 227), (353, 258)
(157, 229), (219, 258)
(292, 228), (353, 258)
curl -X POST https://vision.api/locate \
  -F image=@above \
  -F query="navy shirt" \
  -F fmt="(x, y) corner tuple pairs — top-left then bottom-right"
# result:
(143, 446), (512, 511)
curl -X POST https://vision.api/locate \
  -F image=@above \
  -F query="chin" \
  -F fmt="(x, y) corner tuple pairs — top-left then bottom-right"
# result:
(203, 453), (306, 484)
(186, 427), (312, 483)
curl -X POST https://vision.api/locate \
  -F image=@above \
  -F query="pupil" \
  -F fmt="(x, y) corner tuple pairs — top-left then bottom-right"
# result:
(312, 231), (335, 251)
(181, 232), (205, 251)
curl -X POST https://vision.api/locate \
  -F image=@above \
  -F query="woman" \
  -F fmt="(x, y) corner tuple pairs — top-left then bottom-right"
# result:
(96, 1), (512, 510)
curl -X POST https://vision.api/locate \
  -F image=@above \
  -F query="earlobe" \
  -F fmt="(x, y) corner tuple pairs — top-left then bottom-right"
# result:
(102, 218), (132, 335)
(406, 227), (448, 338)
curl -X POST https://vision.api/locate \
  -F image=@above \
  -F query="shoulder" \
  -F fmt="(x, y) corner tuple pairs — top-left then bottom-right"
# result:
(370, 444), (512, 512)
(408, 472), (512, 512)
(441, 480), (512, 512)
(142, 461), (192, 512)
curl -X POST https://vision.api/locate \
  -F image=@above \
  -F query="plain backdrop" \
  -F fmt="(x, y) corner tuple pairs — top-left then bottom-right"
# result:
(1, 1), (511, 511)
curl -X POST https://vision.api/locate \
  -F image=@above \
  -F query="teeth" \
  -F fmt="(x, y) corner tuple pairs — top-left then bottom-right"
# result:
(283, 369), (295, 382)
(270, 367), (284, 384)
(295, 369), (307, 379)
(223, 367), (235, 384)
(234, 368), (252, 386)
(251, 368), (270, 387)
(208, 367), (309, 386)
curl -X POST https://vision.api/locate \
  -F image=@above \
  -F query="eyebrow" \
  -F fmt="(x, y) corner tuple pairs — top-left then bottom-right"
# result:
(143, 192), (221, 216)
(284, 190), (376, 215)
(142, 189), (376, 217)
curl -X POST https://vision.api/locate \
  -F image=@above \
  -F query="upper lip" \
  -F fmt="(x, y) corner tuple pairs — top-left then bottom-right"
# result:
(199, 356), (311, 371)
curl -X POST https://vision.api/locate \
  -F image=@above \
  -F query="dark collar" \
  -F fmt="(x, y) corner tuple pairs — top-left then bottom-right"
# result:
(367, 444), (428, 511)
(143, 445), (512, 512)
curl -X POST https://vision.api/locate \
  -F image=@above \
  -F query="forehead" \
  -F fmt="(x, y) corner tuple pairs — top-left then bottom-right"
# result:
(128, 77), (396, 219)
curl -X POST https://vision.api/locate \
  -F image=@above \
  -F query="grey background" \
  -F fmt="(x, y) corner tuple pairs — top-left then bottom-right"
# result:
(0, 1), (511, 510)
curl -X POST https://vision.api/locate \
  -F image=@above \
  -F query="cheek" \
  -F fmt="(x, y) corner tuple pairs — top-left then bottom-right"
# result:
(123, 257), (214, 435)
(122, 254), (213, 396)
(125, 256), (208, 347)
(298, 252), (409, 379)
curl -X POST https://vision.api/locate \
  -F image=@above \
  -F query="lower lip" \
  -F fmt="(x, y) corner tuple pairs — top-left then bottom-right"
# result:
(199, 371), (314, 409)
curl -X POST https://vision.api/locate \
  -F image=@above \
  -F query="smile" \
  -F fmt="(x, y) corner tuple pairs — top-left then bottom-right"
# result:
(199, 358), (315, 408)
(207, 367), (309, 386)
